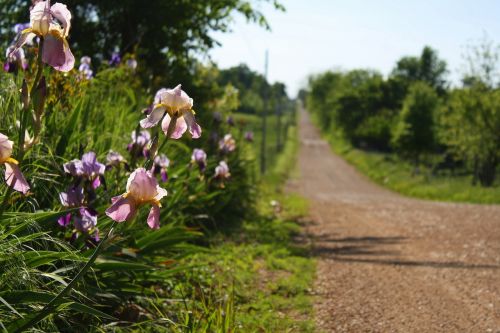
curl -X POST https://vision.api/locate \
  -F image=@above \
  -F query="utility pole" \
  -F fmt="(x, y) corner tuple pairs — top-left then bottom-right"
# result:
(260, 50), (269, 175)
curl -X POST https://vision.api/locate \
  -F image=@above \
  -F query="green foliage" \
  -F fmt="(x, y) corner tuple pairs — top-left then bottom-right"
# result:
(0, 0), (284, 88)
(391, 46), (448, 95)
(218, 64), (292, 115)
(322, 132), (500, 204)
(438, 84), (500, 186)
(307, 69), (398, 150)
(391, 82), (438, 164)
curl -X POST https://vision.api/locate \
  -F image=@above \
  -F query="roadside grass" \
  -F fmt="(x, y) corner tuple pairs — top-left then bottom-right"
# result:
(176, 115), (316, 332)
(234, 112), (295, 177)
(323, 130), (500, 204)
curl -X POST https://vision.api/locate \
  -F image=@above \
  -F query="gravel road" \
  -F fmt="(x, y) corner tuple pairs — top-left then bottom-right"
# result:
(290, 110), (500, 332)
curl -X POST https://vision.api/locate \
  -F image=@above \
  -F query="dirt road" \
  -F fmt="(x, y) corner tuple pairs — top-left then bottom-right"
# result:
(291, 110), (500, 332)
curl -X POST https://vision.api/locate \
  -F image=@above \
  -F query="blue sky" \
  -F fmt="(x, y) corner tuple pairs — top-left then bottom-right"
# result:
(208, 0), (500, 97)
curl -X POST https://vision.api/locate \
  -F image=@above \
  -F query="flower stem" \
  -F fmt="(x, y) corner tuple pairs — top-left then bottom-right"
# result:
(143, 115), (177, 170)
(11, 221), (118, 333)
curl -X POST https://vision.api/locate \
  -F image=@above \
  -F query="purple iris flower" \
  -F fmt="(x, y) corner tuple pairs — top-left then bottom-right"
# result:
(153, 154), (170, 182)
(58, 213), (72, 227)
(109, 52), (121, 66)
(57, 186), (84, 227)
(63, 152), (106, 189)
(106, 150), (126, 169)
(244, 131), (254, 142)
(127, 130), (151, 158)
(78, 56), (93, 79)
(227, 116), (235, 126)
(191, 148), (207, 172)
(13, 23), (30, 35)
(4, 45), (28, 73)
(59, 186), (84, 207)
(74, 207), (98, 233)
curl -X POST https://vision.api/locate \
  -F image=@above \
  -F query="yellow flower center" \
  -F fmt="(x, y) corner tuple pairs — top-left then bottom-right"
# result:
(123, 192), (162, 208)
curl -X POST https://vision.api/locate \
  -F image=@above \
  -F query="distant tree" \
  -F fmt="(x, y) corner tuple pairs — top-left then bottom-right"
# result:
(438, 84), (500, 186)
(461, 36), (500, 88)
(218, 64), (289, 114)
(391, 46), (448, 95)
(306, 71), (344, 130)
(0, 0), (284, 88)
(391, 82), (438, 169)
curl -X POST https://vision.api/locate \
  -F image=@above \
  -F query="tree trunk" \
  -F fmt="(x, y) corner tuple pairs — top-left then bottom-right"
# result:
(477, 155), (497, 187)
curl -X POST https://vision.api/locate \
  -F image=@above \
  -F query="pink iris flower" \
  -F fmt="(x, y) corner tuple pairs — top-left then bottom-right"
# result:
(153, 154), (170, 182)
(140, 85), (201, 139)
(0, 133), (30, 194)
(219, 134), (236, 153)
(105, 168), (168, 229)
(214, 161), (231, 180)
(11, 1), (74, 72)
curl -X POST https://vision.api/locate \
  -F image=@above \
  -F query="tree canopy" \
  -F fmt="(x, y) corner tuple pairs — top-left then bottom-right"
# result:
(0, 0), (284, 86)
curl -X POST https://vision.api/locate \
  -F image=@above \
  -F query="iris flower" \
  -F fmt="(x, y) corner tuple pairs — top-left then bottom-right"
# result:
(214, 161), (231, 180)
(244, 131), (254, 142)
(106, 150), (126, 169)
(191, 148), (207, 172)
(57, 186), (84, 227)
(78, 56), (93, 79)
(63, 152), (105, 189)
(0, 133), (30, 194)
(153, 154), (170, 182)
(219, 134), (236, 153)
(106, 168), (168, 229)
(140, 85), (201, 139)
(4, 46), (28, 73)
(11, 1), (74, 72)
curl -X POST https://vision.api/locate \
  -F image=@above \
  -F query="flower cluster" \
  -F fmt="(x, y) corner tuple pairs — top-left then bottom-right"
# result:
(1, 0), (242, 239)
(63, 152), (106, 190)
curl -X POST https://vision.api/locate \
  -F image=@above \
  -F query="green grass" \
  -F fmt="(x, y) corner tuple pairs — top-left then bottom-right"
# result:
(234, 112), (295, 177)
(174, 117), (316, 332)
(323, 131), (500, 204)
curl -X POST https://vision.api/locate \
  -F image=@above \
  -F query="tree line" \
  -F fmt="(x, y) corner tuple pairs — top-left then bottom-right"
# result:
(305, 41), (500, 187)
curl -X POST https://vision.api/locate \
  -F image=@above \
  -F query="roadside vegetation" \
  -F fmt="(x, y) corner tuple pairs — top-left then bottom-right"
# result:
(0, 0), (316, 332)
(304, 39), (500, 203)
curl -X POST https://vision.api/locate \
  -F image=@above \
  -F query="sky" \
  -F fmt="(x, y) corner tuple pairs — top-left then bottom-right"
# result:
(208, 0), (500, 97)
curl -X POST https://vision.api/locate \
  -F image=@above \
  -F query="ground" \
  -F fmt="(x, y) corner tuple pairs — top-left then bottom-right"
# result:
(288, 110), (500, 332)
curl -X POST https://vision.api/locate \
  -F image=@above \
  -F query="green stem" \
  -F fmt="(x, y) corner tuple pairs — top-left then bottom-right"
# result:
(11, 221), (117, 333)
(31, 38), (44, 95)
(143, 115), (177, 170)
(0, 187), (13, 221)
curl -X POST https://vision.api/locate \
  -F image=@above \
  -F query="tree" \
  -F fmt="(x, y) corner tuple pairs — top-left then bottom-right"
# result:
(438, 84), (500, 186)
(461, 36), (500, 88)
(391, 46), (448, 95)
(0, 0), (284, 87)
(391, 82), (438, 169)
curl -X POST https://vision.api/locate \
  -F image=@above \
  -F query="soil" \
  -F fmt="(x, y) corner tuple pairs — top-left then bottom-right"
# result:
(289, 110), (500, 332)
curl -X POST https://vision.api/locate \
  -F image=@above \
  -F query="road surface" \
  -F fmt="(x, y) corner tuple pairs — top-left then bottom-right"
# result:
(291, 110), (500, 332)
